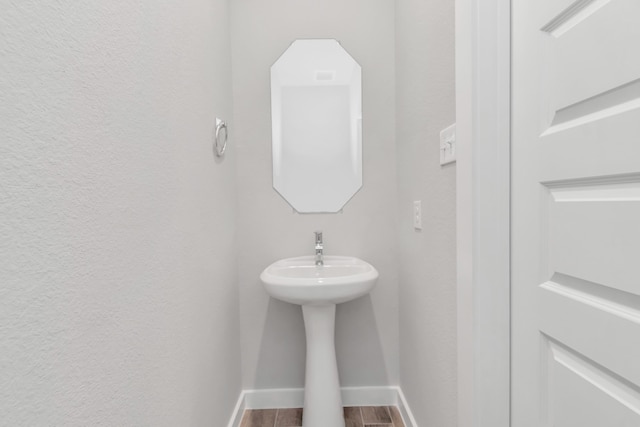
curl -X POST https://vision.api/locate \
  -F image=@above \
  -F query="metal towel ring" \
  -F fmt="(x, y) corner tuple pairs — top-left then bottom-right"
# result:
(214, 118), (228, 157)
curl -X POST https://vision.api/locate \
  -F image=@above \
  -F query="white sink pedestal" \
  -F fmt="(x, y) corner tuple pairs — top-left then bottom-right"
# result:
(259, 256), (378, 427)
(301, 304), (344, 427)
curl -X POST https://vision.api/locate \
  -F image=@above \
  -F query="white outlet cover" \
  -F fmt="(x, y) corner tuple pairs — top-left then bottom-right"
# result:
(413, 200), (422, 230)
(440, 123), (457, 165)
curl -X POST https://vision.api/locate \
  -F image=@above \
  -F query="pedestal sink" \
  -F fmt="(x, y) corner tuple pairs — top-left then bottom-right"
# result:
(260, 256), (378, 427)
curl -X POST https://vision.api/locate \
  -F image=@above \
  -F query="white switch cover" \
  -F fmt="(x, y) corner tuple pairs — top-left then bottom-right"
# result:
(413, 200), (422, 230)
(440, 123), (457, 165)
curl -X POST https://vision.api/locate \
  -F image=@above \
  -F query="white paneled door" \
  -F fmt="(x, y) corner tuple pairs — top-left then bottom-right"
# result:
(512, 0), (640, 426)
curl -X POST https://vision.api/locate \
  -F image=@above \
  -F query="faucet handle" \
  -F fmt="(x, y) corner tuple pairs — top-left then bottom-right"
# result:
(314, 230), (323, 244)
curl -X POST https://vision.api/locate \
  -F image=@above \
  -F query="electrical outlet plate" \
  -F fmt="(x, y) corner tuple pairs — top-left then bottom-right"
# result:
(440, 123), (457, 165)
(413, 200), (422, 230)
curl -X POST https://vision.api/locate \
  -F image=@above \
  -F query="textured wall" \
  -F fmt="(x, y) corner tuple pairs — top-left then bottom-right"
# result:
(396, 0), (458, 425)
(230, 0), (398, 390)
(0, 0), (241, 425)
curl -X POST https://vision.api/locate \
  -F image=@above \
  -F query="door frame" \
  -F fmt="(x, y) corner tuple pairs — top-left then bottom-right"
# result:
(456, 0), (511, 426)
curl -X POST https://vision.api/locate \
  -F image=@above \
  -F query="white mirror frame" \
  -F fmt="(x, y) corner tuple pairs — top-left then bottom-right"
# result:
(270, 39), (362, 213)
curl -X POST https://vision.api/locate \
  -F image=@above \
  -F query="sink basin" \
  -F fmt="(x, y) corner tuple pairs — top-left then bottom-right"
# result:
(260, 255), (378, 306)
(260, 255), (378, 427)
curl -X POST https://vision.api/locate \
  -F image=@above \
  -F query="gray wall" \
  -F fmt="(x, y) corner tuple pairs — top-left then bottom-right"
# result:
(396, 0), (458, 426)
(1, 0), (458, 423)
(0, 0), (241, 425)
(230, 0), (398, 389)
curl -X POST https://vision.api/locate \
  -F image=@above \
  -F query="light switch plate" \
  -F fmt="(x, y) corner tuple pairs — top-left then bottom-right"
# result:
(440, 123), (457, 165)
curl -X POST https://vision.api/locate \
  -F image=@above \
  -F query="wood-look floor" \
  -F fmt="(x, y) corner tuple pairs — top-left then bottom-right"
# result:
(239, 406), (405, 427)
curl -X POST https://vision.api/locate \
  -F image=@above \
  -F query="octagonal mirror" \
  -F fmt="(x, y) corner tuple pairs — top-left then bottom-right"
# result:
(270, 39), (362, 213)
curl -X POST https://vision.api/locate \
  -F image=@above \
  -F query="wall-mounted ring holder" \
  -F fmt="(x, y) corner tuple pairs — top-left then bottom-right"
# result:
(214, 118), (228, 157)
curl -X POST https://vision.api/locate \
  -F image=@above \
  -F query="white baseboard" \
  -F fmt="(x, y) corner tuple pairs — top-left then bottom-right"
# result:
(226, 391), (246, 427)
(396, 387), (419, 427)
(226, 386), (417, 427)
(244, 387), (303, 409)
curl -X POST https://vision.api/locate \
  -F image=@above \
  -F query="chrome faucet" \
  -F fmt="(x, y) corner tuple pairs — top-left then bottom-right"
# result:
(314, 231), (324, 266)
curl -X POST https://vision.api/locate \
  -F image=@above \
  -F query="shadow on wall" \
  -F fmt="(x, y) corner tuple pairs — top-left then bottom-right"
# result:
(335, 295), (388, 386)
(254, 292), (388, 389)
(254, 296), (306, 389)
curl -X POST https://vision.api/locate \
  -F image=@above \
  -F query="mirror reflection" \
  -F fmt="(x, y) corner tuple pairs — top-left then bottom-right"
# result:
(270, 39), (362, 213)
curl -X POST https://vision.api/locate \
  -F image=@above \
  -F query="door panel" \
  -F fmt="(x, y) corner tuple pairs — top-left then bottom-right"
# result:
(548, 1), (640, 110)
(540, 278), (640, 385)
(549, 198), (640, 293)
(545, 337), (640, 427)
(512, 0), (640, 425)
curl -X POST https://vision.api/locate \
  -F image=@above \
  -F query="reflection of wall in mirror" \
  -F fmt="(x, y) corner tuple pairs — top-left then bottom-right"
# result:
(279, 85), (353, 210)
